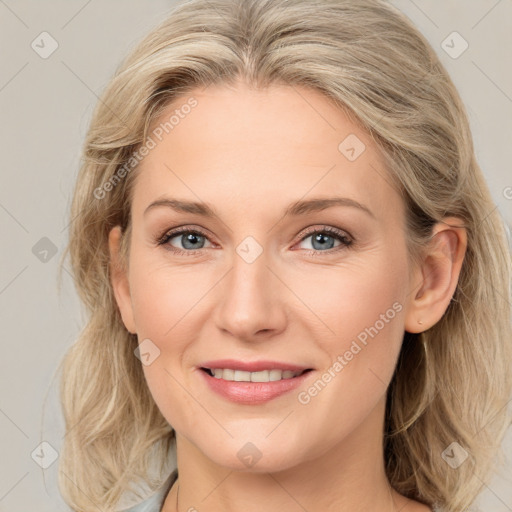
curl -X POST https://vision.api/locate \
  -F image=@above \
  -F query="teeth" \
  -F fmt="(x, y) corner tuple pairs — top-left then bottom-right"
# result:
(210, 368), (303, 382)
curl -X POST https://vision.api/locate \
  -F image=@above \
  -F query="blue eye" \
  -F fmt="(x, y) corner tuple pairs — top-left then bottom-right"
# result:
(298, 228), (353, 253)
(157, 228), (213, 255)
(156, 225), (353, 256)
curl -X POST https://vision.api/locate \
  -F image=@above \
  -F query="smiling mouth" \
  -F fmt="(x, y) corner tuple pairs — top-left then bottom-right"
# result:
(200, 367), (313, 382)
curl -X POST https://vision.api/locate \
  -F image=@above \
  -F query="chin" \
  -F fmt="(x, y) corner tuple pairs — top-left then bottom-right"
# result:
(196, 436), (307, 474)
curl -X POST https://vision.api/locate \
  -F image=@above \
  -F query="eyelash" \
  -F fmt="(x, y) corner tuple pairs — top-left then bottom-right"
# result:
(155, 225), (354, 257)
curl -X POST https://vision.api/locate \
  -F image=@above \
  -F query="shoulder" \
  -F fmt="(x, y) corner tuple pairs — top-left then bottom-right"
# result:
(118, 468), (178, 512)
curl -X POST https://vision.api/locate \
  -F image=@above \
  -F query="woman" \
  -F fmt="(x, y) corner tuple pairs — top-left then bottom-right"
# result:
(57, 0), (512, 511)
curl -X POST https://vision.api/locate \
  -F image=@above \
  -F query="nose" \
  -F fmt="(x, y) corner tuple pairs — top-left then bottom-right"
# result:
(213, 249), (287, 342)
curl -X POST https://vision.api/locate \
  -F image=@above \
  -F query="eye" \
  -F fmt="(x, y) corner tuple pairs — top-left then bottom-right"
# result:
(295, 226), (353, 255)
(156, 227), (214, 255)
(155, 225), (353, 256)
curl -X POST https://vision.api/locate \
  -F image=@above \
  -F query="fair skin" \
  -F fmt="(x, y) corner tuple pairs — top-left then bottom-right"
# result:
(109, 80), (466, 512)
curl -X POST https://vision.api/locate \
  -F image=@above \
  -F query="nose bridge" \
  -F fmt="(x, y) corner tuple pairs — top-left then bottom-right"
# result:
(213, 239), (286, 339)
(232, 241), (270, 299)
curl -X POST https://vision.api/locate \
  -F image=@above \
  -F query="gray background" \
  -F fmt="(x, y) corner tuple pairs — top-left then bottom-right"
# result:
(0, 1), (511, 511)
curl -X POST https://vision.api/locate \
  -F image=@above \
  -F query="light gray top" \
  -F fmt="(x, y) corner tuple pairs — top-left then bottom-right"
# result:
(119, 469), (178, 512)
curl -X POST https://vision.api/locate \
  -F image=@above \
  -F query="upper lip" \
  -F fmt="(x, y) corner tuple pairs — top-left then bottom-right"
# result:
(199, 359), (313, 372)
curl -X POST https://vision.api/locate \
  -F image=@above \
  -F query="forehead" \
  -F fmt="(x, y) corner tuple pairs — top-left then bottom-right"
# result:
(131, 81), (402, 222)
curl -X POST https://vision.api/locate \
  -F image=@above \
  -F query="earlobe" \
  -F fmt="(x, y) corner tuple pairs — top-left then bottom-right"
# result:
(108, 226), (137, 334)
(404, 217), (467, 333)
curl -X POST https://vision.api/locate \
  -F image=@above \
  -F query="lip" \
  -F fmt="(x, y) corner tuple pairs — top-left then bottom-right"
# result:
(197, 364), (314, 405)
(198, 359), (312, 373)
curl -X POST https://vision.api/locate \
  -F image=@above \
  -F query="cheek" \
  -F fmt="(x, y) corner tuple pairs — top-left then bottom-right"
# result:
(127, 250), (226, 427)
(299, 253), (406, 336)
(289, 253), (408, 441)
(294, 249), (408, 383)
(129, 253), (205, 339)
(132, 269), (200, 430)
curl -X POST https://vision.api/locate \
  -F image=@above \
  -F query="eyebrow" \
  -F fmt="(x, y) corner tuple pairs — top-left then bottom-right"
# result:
(143, 197), (375, 219)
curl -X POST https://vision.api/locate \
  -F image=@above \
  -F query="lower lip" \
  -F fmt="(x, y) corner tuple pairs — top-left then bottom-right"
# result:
(198, 368), (313, 405)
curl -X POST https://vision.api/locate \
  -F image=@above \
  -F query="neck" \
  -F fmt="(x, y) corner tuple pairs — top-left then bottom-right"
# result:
(162, 396), (404, 512)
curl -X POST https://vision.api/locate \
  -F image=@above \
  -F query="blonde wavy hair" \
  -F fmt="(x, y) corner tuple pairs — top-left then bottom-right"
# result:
(56, 0), (512, 510)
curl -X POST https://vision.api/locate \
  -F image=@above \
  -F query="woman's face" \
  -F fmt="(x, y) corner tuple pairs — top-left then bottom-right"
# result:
(110, 80), (422, 472)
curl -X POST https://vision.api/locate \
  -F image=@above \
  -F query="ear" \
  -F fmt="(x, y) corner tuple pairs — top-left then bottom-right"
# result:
(108, 225), (137, 334)
(404, 217), (467, 333)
